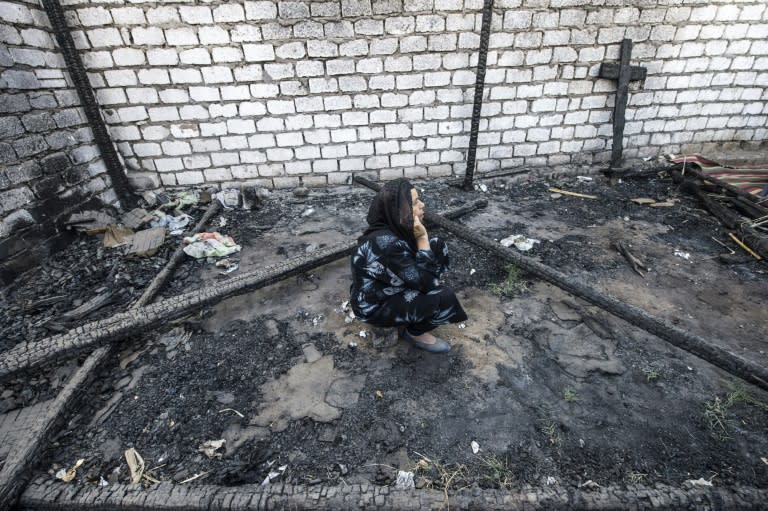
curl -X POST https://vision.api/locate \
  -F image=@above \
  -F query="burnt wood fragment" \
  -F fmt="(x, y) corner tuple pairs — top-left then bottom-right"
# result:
(355, 176), (768, 392)
(19, 476), (768, 510)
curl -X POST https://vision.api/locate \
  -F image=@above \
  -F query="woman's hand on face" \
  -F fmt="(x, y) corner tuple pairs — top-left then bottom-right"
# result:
(413, 213), (428, 240)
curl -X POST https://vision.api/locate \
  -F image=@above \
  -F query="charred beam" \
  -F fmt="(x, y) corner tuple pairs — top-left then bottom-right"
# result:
(354, 176), (768, 392)
(729, 196), (768, 220)
(0, 201), (486, 380)
(19, 476), (768, 510)
(0, 347), (110, 509)
(133, 201), (222, 308)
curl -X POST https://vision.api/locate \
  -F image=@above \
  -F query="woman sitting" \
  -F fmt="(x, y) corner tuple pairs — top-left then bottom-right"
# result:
(350, 178), (468, 353)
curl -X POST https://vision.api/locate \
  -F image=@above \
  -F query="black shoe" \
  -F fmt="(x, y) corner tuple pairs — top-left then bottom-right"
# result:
(400, 329), (451, 353)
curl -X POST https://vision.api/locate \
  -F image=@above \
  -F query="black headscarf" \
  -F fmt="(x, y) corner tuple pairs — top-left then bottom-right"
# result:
(362, 178), (417, 250)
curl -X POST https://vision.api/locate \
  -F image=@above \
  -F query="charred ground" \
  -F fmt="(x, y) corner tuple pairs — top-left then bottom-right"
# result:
(1, 170), (767, 495)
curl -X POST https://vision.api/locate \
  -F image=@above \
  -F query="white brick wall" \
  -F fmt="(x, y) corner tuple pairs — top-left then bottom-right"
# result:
(24, 0), (762, 189)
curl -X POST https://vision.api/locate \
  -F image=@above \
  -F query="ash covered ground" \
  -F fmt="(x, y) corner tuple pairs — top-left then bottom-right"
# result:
(2, 170), (767, 493)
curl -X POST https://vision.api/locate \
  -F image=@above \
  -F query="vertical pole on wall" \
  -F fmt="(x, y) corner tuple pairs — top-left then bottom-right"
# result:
(462, 0), (494, 191)
(40, 0), (136, 209)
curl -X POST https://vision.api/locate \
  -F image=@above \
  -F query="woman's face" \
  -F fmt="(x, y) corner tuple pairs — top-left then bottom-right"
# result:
(410, 188), (425, 221)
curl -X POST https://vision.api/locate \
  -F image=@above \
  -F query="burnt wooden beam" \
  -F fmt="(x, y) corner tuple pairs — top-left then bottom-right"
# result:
(0, 200), (486, 380)
(19, 476), (768, 510)
(354, 176), (768, 392)
(0, 347), (111, 509)
(133, 201), (222, 308)
(599, 39), (647, 171)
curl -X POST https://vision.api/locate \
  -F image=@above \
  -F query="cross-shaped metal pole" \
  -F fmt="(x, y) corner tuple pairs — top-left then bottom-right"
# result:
(599, 39), (647, 170)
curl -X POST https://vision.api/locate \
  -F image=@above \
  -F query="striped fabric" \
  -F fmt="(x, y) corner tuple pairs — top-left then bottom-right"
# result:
(667, 154), (768, 197)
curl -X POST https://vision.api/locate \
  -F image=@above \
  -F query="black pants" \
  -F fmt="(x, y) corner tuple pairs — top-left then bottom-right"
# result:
(367, 285), (468, 335)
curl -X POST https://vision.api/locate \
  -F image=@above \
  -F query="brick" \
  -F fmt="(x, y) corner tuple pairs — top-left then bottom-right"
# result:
(325, 21), (354, 38)
(385, 16), (415, 35)
(112, 7), (146, 25)
(293, 20), (323, 38)
(138, 69), (170, 85)
(112, 48), (145, 66)
(312, 2), (340, 16)
(260, 22), (291, 40)
(396, 74), (423, 90)
(165, 28), (198, 46)
(126, 88), (159, 104)
(257, 117), (286, 131)
(214, 4), (245, 22)
(416, 15), (445, 32)
(230, 25), (261, 42)
(179, 105), (210, 120)
(87, 28), (123, 47)
(370, 38), (398, 55)
(324, 95), (352, 110)
(197, 26), (230, 46)
(159, 89), (190, 103)
(355, 19), (383, 36)
(212, 47), (243, 63)
(180, 48), (211, 65)
(343, 111), (369, 125)
(146, 6), (179, 24)
(179, 6), (213, 24)
(12, 135), (48, 158)
(267, 100), (295, 114)
(504, 10), (532, 29)
(131, 27), (165, 46)
(369, 75), (395, 90)
(244, 44), (276, 62)
(339, 76), (367, 91)
(246, 1), (278, 20)
(201, 66), (234, 83)
(443, 53), (469, 70)
(78, 7), (112, 26)
(400, 35), (427, 53)
(307, 40), (337, 57)
(277, 42), (307, 59)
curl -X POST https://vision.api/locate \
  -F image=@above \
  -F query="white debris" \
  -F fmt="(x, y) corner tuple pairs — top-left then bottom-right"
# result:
(685, 478), (713, 487)
(474, 183), (488, 192)
(261, 464), (287, 486)
(359, 330), (368, 338)
(469, 268), (476, 275)
(348, 342), (358, 348)
(545, 476), (557, 485)
(674, 250), (691, 260)
(395, 470), (415, 490)
(341, 300), (350, 312)
(579, 438), (585, 448)
(99, 476), (109, 486)
(576, 176), (593, 182)
(198, 439), (226, 459)
(459, 323), (466, 329)
(301, 207), (314, 217)
(579, 480), (600, 489)
(500, 234), (540, 252)
(471, 441), (480, 454)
